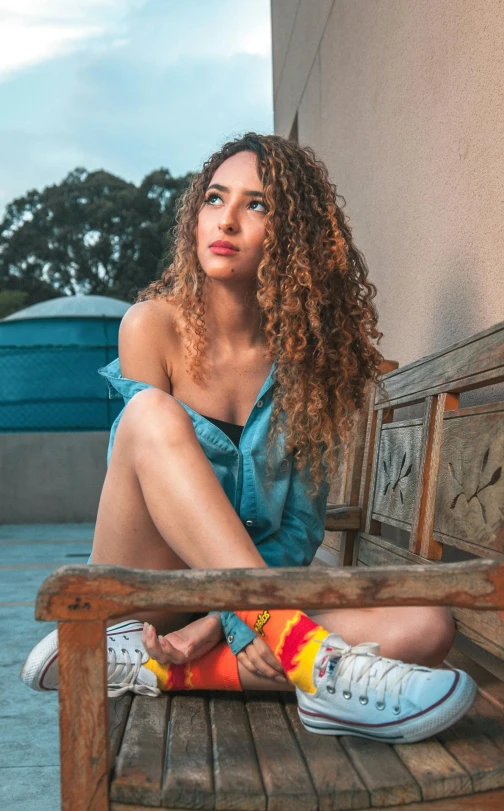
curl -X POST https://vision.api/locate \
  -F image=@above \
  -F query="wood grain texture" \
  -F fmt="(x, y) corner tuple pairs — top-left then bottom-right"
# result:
(162, 694), (214, 810)
(246, 694), (317, 811)
(445, 648), (504, 712)
(394, 739), (471, 801)
(434, 410), (504, 553)
(282, 695), (370, 811)
(375, 319), (504, 408)
(35, 558), (504, 619)
(437, 715), (504, 793)
(364, 408), (388, 534)
(109, 694), (133, 767)
(372, 422), (423, 530)
(210, 692), (266, 811)
(110, 694), (169, 806)
(325, 505), (362, 531)
(410, 394), (459, 559)
(341, 736), (422, 807)
(110, 791), (504, 811)
(58, 620), (109, 811)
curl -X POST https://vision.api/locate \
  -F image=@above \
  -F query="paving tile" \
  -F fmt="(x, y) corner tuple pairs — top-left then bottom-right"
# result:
(0, 606), (56, 667)
(0, 524), (94, 542)
(0, 542), (92, 566)
(0, 766), (60, 810)
(0, 569), (61, 605)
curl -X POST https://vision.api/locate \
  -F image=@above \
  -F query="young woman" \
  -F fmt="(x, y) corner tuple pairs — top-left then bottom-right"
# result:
(21, 133), (475, 742)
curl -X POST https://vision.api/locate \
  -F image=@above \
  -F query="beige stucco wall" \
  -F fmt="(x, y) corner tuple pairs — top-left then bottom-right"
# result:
(271, 0), (504, 367)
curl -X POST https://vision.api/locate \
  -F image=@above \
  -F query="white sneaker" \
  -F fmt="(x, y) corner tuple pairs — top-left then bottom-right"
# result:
(20, 620), (160, 698)
(296, 633), (477, 743)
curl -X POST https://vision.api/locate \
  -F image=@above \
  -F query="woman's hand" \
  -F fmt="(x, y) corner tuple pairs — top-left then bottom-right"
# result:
(141, 613), (224, 665)
(237, 636), (288, 683)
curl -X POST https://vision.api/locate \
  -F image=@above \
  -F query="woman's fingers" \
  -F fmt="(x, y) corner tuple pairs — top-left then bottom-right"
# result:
(141, 623), (187, 665)
(251, 637), (286, 675)
(237, 640), (288, 682)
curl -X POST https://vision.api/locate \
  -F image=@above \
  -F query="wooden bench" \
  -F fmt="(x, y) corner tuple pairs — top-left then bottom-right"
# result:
(35, 319), (504, 811)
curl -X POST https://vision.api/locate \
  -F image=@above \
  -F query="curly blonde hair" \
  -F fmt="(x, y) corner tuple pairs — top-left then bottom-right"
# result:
(137, 132), (383, 491)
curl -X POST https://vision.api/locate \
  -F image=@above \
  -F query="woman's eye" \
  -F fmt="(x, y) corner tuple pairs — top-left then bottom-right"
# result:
(249, 200), (267, 212)
(204, 193), (221, 204)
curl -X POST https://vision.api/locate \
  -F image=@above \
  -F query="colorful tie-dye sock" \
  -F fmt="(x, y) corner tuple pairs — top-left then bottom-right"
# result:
(143, 639), (241, 691)
(237, 609), (330, 694)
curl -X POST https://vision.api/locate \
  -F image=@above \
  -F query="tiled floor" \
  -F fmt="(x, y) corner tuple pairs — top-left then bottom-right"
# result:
(0, 524), (94, 811)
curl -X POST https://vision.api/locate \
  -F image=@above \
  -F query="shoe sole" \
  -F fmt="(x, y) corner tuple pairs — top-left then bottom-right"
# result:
(20, 621), (145, 692)
(298, 673), (478, 744)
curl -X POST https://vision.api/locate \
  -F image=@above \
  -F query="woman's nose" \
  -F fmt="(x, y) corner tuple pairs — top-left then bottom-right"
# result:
(219, 203), (239, 232)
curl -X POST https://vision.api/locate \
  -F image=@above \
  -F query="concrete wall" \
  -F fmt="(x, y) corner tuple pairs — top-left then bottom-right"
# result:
(271, 0), (504, 367)
(0, 433), (109, 523)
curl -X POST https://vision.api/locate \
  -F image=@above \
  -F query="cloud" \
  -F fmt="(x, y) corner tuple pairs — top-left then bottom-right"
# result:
(0, 0), (139, 81)
(0, 0), (273, 214)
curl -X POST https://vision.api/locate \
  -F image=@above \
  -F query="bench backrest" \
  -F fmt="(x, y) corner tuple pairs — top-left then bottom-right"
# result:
(330, 319), (504, 660)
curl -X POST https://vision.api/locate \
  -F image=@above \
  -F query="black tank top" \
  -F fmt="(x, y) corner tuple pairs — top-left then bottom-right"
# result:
(202, 414), (244, 447)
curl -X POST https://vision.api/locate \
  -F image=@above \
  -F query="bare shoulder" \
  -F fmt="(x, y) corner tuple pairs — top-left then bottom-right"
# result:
(118, 298), (180, 392)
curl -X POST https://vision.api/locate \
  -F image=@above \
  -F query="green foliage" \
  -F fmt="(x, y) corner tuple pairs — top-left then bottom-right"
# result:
(0, 290), (29, 319)
(0, 166), (193, 305)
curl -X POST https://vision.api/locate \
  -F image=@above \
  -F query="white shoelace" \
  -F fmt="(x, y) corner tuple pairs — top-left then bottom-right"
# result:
(106, 647), (160, 698)
(315, 639), (420, 711)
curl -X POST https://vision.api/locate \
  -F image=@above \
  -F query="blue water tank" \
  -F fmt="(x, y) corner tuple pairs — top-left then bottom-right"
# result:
(0, 295), (130, 431)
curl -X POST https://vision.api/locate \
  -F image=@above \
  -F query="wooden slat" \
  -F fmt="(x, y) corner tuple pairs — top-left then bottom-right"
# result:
(341, 736), (422, 807)
(437, 715), (504, 793)
(394, 739), (471, 801)
(246, 693), (317, 811)
(468, 693), (504, 753)
(109, 694), (133, 767)
(371, 422), (424, 531)
(282, 695), (370, 810)
(34, 558), (504, 618)
(325, 505), (361, 531)
(364, 408), (388, 534)
(210, 692), (266, 811)
(375, 320), (504, 408)
(357, 533), (423, 567)
(162, 694), (214, 810)
(445, 647), (504, 712)
(452, 608), (504, 658)
(434, 409), (504, 554)
(410, 394), (459, 559)
(111, 694), (169, 806)
(58, 619), (109, 811)
(110, 790), (504, 811)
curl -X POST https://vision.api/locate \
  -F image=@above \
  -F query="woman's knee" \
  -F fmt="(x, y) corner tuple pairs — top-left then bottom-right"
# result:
(118, 387), (195, 449)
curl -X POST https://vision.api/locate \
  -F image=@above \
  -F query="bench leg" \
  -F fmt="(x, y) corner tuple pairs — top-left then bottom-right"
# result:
(58, 620), (109, 811)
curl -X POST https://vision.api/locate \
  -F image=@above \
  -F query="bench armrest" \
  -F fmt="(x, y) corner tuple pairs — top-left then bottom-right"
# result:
(36, 558), (504, 623)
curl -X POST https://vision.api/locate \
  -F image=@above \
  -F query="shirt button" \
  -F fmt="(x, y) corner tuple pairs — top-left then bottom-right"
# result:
(256, 400), (264, 408)
(245, 519), (254, 527)
(227, 634), (234, 644)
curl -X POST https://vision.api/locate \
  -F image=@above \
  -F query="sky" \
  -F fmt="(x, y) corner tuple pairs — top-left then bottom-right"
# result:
(0, 0), (273, 216)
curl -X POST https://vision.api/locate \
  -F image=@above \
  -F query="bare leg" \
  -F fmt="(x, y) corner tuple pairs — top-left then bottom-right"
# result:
(92, 387), (265, 635)
(308, 606), (456, 667)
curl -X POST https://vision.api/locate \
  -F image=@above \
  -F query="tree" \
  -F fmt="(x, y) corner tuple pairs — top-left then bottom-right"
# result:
(0, 166), (193, 309)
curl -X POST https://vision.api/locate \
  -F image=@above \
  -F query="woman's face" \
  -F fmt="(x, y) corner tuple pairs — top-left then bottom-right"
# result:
(196, 150), (267, 284)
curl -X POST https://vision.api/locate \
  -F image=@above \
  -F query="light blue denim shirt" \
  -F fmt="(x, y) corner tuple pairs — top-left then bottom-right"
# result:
(96, 357), (330, 654)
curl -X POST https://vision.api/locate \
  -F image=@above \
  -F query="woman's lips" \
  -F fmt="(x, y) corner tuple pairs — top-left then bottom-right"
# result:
(210, 246), (239, 255)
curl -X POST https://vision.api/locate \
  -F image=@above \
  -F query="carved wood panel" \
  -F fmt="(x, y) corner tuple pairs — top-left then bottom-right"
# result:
(434, 409), (504, 553)
(372, 422), (423, 530)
